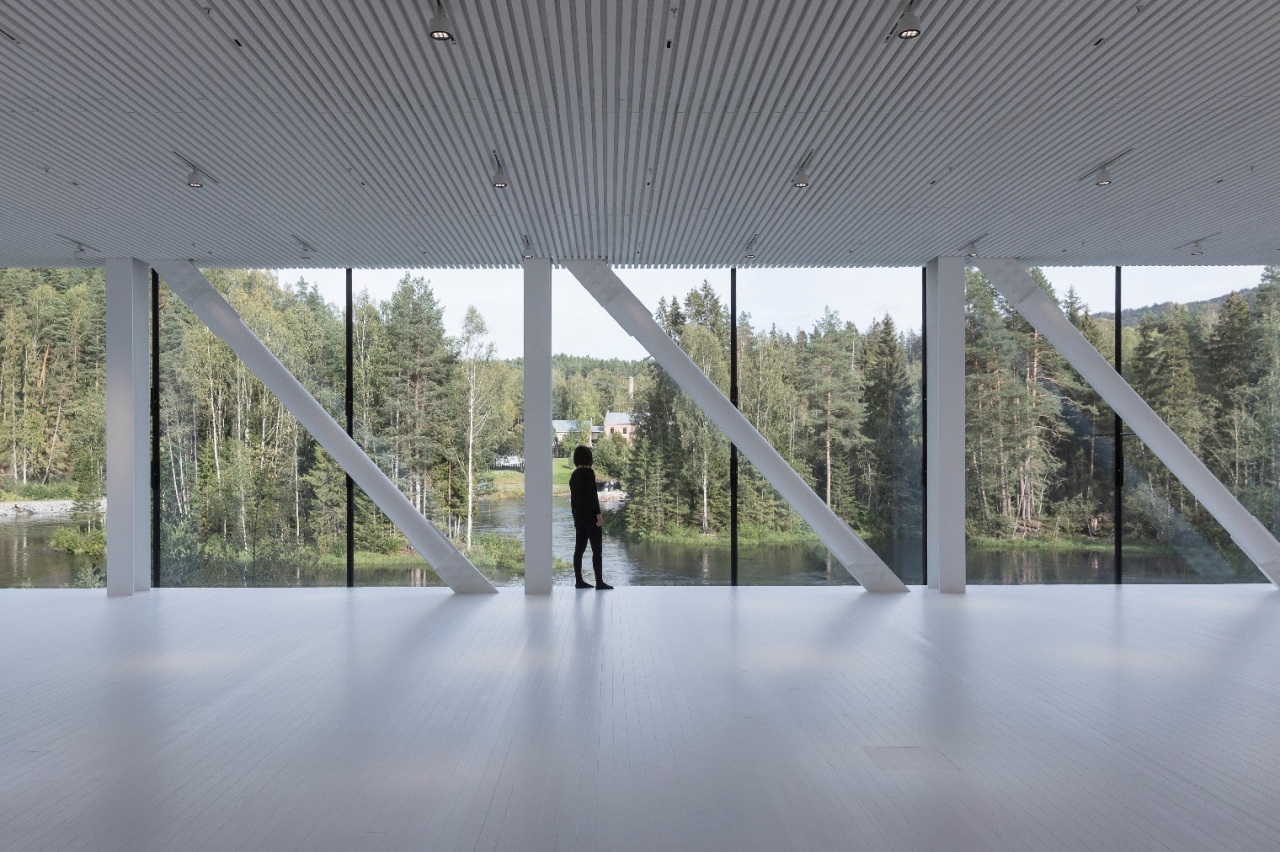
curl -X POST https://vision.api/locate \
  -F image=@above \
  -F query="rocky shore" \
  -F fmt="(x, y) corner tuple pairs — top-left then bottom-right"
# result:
(0, 500), (83, 518)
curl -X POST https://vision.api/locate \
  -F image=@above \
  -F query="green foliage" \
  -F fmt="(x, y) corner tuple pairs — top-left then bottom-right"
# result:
(50, 525), (106, 555)
(69, 562), (105, 588)
(591, 434), (630, 479)
(466, 532), (526, 575)
(0, 482), (75, 500)
(618, 281), (923, 546)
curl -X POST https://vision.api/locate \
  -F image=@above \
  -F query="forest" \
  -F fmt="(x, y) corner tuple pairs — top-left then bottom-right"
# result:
(2, 265), (1278, 583)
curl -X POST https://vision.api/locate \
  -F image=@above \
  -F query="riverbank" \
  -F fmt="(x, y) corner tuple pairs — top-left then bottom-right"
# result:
(485, 467), (627, 501)
(0, 499), (82, 518)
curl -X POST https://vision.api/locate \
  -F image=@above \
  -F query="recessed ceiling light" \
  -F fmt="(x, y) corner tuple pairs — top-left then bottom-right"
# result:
(897, 2), (922, 39)
(428, 1), (453, 40)
(186, 167), (205, 188)
(1094, 165), (1112, 187)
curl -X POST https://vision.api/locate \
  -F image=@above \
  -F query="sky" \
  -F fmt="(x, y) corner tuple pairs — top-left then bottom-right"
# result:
(274, 264), (1269, 361)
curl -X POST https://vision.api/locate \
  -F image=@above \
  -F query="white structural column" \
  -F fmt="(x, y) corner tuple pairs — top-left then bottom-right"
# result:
(152, 261), (496, 593)
(523, 258), (554, 593)
(104, 258), (151, 595)
(977, 257), (1280, 585)
(925, 257), (967, 593)
(565, 260), (907, 592)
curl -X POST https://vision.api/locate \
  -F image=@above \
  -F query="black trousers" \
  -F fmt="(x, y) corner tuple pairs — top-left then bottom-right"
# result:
(573, 524), (602, 573)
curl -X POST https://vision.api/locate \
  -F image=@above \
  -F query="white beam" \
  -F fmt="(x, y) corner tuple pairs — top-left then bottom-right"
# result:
(976, 257), (1280, 585)
(104, 258), (151, 595)
(152, 261), (495, 594)
(926, 257), (966, 592)
(523, 258), (553, 594)
(564, 260), (907, 592)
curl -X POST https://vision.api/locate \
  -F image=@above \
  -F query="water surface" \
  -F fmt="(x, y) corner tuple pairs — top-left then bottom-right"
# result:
(1, 499), (1265, 588)
(0, 516), (98, 588)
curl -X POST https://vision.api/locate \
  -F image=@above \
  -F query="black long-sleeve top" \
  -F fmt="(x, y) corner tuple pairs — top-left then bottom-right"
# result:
(569, 466), (601, 528)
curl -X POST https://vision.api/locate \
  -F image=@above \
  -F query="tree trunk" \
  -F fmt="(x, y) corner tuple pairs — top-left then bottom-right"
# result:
(825, 390), (832, 506)
(701, 448), (709, 534)
(466, 373), (475, 551)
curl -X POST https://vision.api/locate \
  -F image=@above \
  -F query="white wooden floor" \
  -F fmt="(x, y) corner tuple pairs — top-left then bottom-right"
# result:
(2, 585), (1280, 851)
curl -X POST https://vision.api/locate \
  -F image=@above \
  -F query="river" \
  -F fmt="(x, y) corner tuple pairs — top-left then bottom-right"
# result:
(0, 516), (99, 588)
(0, 497), (1263, 588)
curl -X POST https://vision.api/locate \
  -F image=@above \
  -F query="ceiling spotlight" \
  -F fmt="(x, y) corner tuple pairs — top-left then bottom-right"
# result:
(74, 243), (87, 259)
(1094, 165), (1113, 187)
(897, 2), (922, 39)
(491, 150), (509, 188)
(1190, 241), (1203, 256)
(186, 167), (205, 188)
(744, 234), (759, 258)
(966, 241), (979, 258)
(792, 151), (813, 188)
(428, 1), (453, 41)
(293, 234), (315, 260)
(521, 234), (534, 259)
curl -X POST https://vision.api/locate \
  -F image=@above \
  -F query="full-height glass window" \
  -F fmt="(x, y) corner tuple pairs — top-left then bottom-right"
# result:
(1118, 266), (1274, 582)
(738, 268), (923, 584)
(350, 269), (525, 586)
(0, 268), (106, 588)
(157, 269), (347, 586)
(965, 266), (1117, 583)
(552, 269), (731, 585)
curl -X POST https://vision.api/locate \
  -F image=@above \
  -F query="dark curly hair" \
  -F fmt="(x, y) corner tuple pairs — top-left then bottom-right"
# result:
(572, 445), (593, 467)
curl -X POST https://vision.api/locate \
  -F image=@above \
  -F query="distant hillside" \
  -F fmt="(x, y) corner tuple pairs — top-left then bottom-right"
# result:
(1092, 286), (1259, 323)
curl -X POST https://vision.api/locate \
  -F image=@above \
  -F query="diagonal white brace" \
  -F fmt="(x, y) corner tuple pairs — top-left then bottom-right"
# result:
(153, 261), (496, 594)
(976, 257), (1280, 586)
(564, 260), (908, 592)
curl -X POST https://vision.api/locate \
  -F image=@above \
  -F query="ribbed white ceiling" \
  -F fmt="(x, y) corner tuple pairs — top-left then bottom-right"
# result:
(1, 0), (1278, 269)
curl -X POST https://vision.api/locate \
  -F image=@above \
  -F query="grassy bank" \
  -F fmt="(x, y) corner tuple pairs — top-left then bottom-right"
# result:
(606, 523), (822, 547)
(482, 461), (578, 501)
(0, 482), (77, 501)
(966, 535), (1180, 555)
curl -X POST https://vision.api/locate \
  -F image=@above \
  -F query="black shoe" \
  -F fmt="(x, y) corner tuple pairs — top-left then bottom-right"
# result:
(575, 579), (594, 589)
(595, 580), (613, 590)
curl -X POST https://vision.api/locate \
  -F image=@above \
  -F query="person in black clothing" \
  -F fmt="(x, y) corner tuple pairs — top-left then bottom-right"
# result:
(569, 445), (612, 590)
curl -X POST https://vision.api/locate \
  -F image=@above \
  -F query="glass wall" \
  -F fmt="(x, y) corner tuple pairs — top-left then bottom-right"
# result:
(553, 269), (732, 585)
(0, 268), (106, 588)
(8, 261), (1276, 589)
(1118, 266), (1275, 582)
(964, 266), (1117, 583)
(157, 269), (347, 586)
(349, 268), (526, 587)
(738, 268), (923, 585)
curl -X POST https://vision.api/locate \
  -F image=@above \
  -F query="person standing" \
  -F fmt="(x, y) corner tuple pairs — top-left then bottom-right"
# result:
(569, 445), (612, 590)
